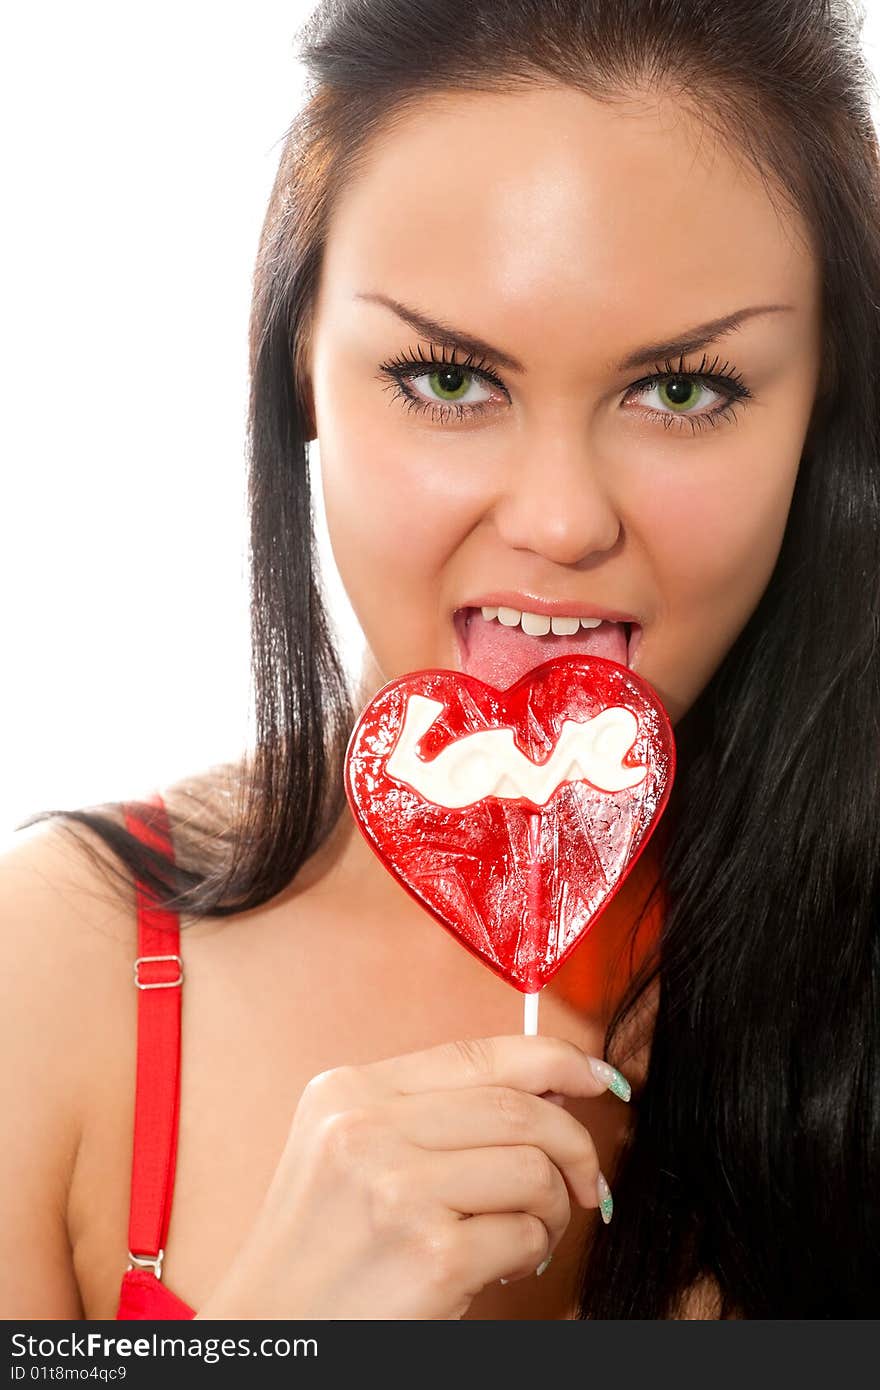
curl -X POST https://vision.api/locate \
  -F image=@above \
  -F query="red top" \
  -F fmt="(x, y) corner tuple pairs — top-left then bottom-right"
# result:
(114, 792), (666, 1321)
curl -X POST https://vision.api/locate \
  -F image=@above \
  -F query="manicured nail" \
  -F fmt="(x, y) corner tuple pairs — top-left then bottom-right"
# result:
(587, 1056), (632, 1102)
(501, 1253), (553, 1285)
(597, 1172), (614, 1224)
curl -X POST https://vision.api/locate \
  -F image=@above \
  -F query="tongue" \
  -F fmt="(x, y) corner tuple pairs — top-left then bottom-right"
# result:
(457, 611), (629, 690)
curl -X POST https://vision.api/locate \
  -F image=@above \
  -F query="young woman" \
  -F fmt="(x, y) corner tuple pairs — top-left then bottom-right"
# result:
(2, 0), (878, 1320)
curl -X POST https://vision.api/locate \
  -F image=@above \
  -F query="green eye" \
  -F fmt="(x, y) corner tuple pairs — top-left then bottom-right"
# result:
(657, 376), (706, 412)
(376, 344), (503, 423)
(428, 367), (470, 401)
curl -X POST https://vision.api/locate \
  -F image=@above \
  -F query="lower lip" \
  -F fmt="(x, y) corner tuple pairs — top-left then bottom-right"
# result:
(453, 609), (642, 687)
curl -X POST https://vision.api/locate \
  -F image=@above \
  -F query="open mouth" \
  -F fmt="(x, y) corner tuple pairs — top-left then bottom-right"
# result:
(453, 607), (639, 691)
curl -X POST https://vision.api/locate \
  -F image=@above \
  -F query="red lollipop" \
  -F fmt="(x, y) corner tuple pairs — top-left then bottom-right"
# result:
(344, 654), (675, 1033)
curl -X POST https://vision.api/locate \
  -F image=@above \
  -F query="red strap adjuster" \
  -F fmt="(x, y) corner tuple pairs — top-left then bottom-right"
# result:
(133, 954), (183, 990)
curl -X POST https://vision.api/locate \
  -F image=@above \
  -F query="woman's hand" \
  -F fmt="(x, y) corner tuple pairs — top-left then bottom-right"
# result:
(193, 1034), (627, 1320)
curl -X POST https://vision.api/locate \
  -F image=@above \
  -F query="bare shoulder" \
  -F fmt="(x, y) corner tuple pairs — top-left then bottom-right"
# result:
(0, 814), (138, 1317)
(0, 813), (140, 989)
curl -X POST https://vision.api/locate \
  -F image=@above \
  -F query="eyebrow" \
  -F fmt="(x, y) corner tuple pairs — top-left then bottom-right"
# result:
(354, 291), (794, 373)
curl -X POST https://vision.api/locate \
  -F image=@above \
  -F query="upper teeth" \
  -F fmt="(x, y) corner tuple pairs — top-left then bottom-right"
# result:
(481, 605), (608, 637)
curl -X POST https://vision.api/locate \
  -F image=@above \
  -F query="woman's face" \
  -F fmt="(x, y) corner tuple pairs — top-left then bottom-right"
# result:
(304, 85), (823, 724)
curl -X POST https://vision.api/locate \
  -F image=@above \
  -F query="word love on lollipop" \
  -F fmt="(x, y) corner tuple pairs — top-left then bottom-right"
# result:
(344, 655), (675, 1033)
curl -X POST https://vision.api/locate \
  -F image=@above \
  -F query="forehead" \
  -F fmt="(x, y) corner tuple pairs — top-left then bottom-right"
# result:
(315, 85), (819, 360)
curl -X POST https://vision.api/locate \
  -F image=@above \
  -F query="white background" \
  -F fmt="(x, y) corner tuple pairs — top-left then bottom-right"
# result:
(3, 2), (880, 841)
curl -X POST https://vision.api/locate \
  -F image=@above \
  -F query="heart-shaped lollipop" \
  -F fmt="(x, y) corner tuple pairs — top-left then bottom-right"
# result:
(344, 654), (675, 998)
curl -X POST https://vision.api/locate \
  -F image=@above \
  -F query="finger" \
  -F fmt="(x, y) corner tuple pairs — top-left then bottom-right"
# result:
(367, 1034), (629, 1104)
(387, 1086), (601, 1210)
(539, 1091), (568, 1106)
(447, 1210), (552, 1289)
(418, 1145), (571, 1254)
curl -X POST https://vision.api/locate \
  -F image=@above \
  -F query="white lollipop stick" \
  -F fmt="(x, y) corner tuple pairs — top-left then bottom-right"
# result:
(523, 810), (544, 1036)
(523, 990), (540, 1035)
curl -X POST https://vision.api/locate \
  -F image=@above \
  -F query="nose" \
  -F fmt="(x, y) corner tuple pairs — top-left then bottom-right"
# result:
(491, 433), (622, 566)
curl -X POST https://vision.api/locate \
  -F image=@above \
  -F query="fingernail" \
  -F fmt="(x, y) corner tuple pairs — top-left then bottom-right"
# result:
(501, 1254), (552, 1286)
(597, 1172), (614, 1224)
(586, 1056), (632, 1103)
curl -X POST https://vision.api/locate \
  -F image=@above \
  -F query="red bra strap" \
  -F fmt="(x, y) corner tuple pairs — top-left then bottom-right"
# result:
(123, 792), (183, 1278)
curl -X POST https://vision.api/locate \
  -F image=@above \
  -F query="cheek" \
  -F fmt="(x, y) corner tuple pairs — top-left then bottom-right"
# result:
(321, 439), (473, 574)
(633, 434), (804, 723)
(638, 444), (801, 624)
(313, 344), (497, 565)
(316, 378), (488, 583)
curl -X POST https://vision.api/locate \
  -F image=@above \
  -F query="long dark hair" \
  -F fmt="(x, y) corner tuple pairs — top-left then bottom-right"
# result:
(19, 0), (880, 1316)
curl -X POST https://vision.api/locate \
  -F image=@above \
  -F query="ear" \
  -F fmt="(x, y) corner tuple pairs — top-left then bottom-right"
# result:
(300, 379), (317, 442)
(292, 327), (317, 441)
(293, 362), (317, 441)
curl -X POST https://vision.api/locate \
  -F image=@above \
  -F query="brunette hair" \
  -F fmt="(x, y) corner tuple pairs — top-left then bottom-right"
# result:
(20, 0), (880, 1316)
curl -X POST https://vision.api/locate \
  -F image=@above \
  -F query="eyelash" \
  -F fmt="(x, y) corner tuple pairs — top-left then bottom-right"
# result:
(375, 343), (753, 434)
